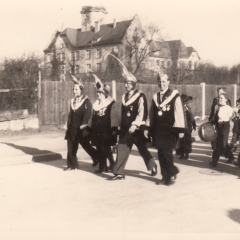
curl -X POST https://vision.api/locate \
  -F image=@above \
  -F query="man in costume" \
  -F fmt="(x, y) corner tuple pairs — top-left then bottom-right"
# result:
(146, 71), (186, 185)
(87, 74), (118, 173)
(110, 55), (157, 180)
(64, 75), (98, 170)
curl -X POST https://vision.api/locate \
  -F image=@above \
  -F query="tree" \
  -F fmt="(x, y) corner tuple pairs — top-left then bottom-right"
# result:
(0, 53), (41, 113)
(124, 17), (165, 75)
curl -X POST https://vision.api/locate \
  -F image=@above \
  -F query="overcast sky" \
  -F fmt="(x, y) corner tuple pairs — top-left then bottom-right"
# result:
(1, 0), (240, 67)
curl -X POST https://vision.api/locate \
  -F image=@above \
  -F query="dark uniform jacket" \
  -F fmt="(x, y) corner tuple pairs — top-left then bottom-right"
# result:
(148, 88), (186, 149)
(89, 96), (118, 146)
(119, 89), (148, 143)
(65, 95), (92, 142)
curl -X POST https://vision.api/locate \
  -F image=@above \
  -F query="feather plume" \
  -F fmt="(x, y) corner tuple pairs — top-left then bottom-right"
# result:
(109, 54), (137, 82)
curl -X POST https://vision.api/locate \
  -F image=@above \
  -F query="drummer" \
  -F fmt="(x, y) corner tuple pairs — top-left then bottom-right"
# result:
(209, 93), (235, 167)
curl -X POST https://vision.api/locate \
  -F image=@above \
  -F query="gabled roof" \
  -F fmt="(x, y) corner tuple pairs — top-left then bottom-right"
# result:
(149, 40), (199, 60)
(44, 20), (132, 52)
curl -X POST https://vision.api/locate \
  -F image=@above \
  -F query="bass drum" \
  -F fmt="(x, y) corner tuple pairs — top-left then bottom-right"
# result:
(198, 122), (217, 142)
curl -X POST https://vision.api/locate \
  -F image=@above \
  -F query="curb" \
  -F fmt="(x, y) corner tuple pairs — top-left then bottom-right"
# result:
(0, 151), (67, 167)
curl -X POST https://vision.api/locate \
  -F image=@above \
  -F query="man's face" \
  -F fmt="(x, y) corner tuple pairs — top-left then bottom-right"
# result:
(158, 78), (170, 92)
(125, 81), (134, 92)
(73, 84), (81, 97)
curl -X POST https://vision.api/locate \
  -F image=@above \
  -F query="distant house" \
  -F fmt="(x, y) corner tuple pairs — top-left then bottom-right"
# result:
(148, 40), (200, 71)
(43, 6), (200, 82)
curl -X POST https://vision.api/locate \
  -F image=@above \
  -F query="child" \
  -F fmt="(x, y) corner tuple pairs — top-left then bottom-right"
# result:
(176, 94), (196, 160)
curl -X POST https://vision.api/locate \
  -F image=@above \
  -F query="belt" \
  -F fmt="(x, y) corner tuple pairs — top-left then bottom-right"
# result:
(218, 121), (229, 124)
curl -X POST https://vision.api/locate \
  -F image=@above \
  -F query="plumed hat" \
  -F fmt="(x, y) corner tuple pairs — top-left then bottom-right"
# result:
(92, 73), (110, 95)
(109, 53), (137, 83)
(70, 74), (84, 89)
(181, 93), (193, 103)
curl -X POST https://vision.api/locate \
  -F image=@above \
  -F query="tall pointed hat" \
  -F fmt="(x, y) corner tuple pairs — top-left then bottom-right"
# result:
(109, 53), (137, 83)
(92, 73), (110, 94)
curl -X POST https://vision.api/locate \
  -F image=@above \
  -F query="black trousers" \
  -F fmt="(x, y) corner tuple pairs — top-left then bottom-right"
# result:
(113, 130), (155, 175)
(212, 122), (233, 166)
(67, 138), (79, 169)
(79, 134), (98, 163)
(157, 147), (179, 180)
(95, 140), (112, 171)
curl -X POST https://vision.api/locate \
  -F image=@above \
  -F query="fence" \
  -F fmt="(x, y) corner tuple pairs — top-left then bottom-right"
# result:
(38, 81), (240, 125)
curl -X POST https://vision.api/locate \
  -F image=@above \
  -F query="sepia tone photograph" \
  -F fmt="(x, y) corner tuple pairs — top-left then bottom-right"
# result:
(0, 0), (240, 239)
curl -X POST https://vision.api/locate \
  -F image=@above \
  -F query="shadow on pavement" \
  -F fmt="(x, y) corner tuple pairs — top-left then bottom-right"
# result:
(1, 142), (58, 156)
(131, 141), (240, 178)
(228, 209), (240, 224)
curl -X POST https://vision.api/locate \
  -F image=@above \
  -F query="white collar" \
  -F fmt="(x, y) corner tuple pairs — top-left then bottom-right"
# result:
(71, 95), (88, 111)
(122, 90), (142, 106)
(153, 90), (179, 108)
(93, 97), (114, 111)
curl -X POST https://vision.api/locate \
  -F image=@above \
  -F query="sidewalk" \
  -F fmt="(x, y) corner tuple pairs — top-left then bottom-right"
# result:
(1, 123), (240, 239)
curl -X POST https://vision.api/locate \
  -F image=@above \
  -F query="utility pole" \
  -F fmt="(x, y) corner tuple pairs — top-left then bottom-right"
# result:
(238, 63), (240, 85)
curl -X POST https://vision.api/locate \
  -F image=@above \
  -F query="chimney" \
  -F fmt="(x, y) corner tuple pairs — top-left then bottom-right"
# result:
(113, 19), (116, 28)
(95, 21), (99, 32)
(81, 7), (92, 32)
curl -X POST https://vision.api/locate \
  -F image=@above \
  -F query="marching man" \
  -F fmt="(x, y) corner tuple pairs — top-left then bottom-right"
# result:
(146, 71), (186, 185)
(110, 55), (157, 180)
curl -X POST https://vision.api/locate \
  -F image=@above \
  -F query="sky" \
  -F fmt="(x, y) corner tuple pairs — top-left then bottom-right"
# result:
(1, 0), (240, 67)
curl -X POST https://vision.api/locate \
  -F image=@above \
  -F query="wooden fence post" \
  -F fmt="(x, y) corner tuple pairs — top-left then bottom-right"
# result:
(112, 80), (116, 100)
(200, 82), (206, 120)
(233, 84), (237, 108)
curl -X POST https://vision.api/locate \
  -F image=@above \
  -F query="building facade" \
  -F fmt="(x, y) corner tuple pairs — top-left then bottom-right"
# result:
(43, 6), (200, 82)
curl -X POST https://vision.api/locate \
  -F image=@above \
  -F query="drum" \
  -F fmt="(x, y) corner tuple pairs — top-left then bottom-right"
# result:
(198, 122), (217, 142)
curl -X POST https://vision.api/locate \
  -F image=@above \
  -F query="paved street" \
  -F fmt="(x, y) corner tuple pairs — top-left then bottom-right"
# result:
(1, 130), (240, 240)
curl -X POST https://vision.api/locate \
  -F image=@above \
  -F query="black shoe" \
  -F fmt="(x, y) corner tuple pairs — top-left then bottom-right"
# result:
(226, 156), (234, 164)
(104, 166), (109, 173)
(209, 161), (217, 168)
(164, 178), (173, 186)
(92, 161), (99, 167)
(63, 167), (73, 171)
(151, 164), (158, 176)
(178, 155), (184, 159)
(95, 169), (104, 174)
(109, 174), (125, 180)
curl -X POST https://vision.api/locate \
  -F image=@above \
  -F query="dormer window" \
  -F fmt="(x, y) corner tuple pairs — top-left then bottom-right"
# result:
(60, 52), (65, 61)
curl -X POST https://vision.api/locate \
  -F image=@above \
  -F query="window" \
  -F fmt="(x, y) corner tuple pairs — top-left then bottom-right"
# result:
(156, 60), (160, 66)
(60, 65), (65, 74)
(96, 49), (101, 58)
(75, 65), (79, 74)
(60, 52), (65, 61)
(75, 51), (79, 61)
(57, 53), (60, 60)
(188, 61), (192, 69)
(70, 52), (74, 61)
(86, 50), (91, 59)
(96, 63), (102, 72)
(86, 64), (91, 72)
(161, 61), (165, 68)
(61, 43), (64, 49)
